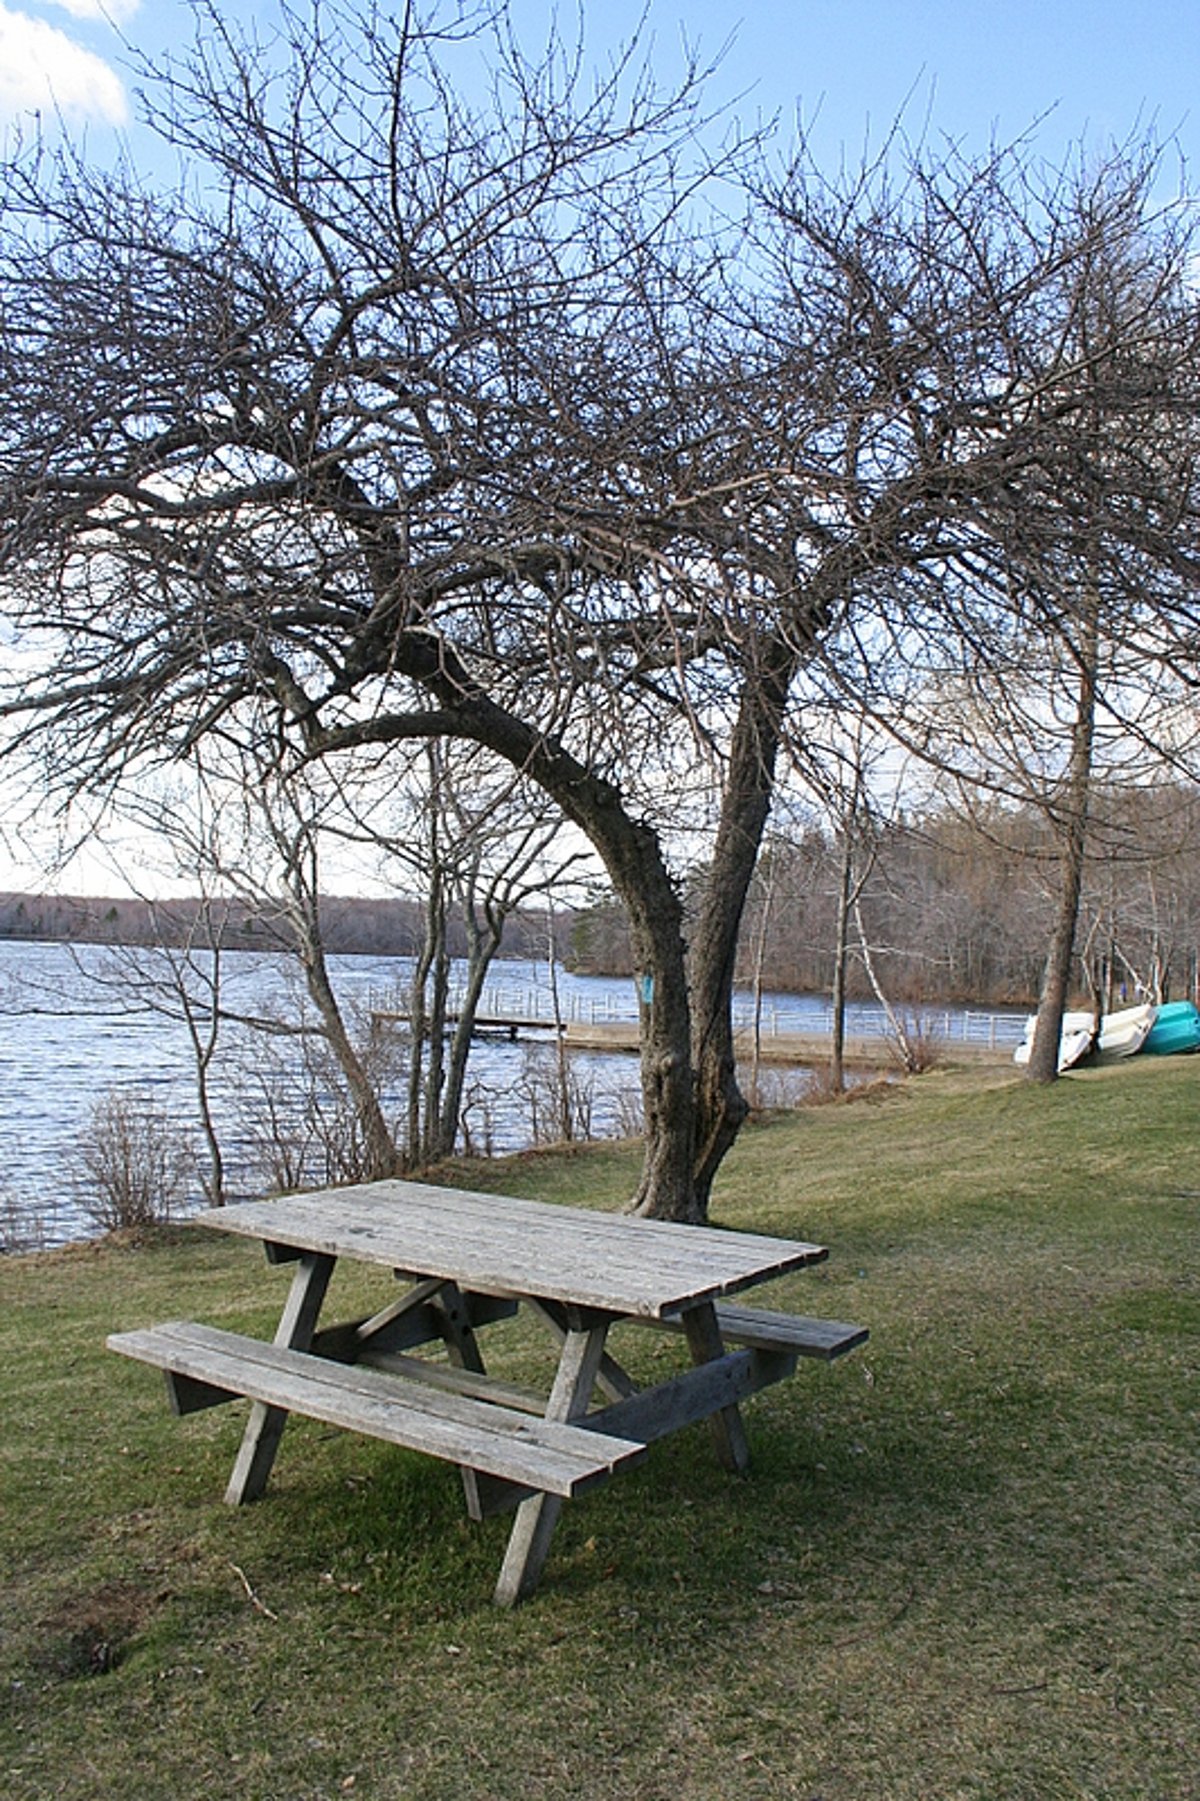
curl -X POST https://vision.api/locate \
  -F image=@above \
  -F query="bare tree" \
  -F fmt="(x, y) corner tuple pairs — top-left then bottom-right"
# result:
(252, 770), (403, 1176)
(357, 739), (588, 1163)
(117, 751), (405, 1184)
(0, 0), (757, 1218)
(81, 900), (234, 1205)
(2, 2), (1198, 1214)
(749, 140), (1200, 1086)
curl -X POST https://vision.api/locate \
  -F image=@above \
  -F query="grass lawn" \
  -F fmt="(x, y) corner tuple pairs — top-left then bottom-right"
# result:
(1, 1057), (1196, 1800)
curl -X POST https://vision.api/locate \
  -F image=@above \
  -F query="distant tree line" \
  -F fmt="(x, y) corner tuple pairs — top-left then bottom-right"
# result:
(4, 775), (1200, 1022)
(571, 786), (1200, 1009)
(0, 889), (577, 964)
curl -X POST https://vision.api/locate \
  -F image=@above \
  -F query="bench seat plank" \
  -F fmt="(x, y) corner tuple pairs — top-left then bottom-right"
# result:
(108, 1321), (646, 1498)
(646, 1305), (868, 1360)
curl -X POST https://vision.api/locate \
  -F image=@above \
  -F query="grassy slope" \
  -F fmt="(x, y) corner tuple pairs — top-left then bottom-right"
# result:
(1, 1059), (1196, 1801)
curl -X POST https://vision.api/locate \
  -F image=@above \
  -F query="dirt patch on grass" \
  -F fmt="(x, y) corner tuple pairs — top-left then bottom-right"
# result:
(30, 1579), (167, 1681)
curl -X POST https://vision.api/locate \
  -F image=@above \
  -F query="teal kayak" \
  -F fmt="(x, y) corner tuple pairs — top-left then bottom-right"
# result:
(1141, 1001), (1200, 1055)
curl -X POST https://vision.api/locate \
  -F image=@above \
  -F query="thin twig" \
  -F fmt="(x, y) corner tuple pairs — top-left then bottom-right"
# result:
(231, 1563), (278, 1620)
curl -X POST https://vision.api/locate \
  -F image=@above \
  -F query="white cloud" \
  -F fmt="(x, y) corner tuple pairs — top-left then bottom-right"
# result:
(0, 5), (129, 125)
(48, 0), (141, 20)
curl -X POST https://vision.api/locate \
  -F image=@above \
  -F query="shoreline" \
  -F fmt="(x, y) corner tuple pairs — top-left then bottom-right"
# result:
(562, 1020), (1012, 1068)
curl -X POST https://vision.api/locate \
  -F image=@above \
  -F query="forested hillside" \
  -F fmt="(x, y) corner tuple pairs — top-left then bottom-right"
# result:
(572, 788), (1200, 1007)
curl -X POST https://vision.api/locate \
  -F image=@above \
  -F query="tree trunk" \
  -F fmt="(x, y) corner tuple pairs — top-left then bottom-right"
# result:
(181, 983), (226, 1207)
(436, 898), (502, 1159)
(1025, 594), (1100, 1083)
(831, 810), (865, 1093)
(746, 859), (776, 1110)
(405, 876), (438, 1165)
(300, 930), (400, 1178)
(432, 650), (794, 1220)
(422, 927), (451, 1162)
(625, 876), (699, 1222)
(689, 638), (796, 1215)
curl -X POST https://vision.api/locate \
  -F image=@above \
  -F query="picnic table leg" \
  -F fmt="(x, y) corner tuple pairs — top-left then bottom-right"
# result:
(526, 1297), (639, 1403)
(682, 1301), (751, 1475)
(493, 1318), (609, 1607)
(224, 1251), (336, 1506)
(429, 1282), (495, 1522)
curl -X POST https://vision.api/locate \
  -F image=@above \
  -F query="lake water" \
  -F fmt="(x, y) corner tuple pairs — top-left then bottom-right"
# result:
(0, 938), (1025, 1247)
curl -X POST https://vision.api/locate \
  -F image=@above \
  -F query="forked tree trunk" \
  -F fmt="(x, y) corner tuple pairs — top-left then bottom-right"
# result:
(342, 674), (783, 1223)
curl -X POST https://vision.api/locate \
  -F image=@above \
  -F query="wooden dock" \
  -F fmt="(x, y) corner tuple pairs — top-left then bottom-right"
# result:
(372, 1011), (566, 1042)
(563, 1021), (891, 1068)
(372, 1012), (1011, 1068)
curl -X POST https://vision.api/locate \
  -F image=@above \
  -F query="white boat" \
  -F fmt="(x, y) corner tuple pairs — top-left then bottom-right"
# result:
(1013, 1010), (1096, 1071)
(1096, 1003), (1157, 1060)
(1013, 1002), (1156, 1070)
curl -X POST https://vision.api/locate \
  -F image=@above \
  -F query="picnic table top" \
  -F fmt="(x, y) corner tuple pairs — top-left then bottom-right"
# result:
(199, 1179), (828, 1321)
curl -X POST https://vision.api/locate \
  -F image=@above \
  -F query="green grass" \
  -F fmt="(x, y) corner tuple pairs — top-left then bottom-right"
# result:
(2, 1059), (1197, 1801)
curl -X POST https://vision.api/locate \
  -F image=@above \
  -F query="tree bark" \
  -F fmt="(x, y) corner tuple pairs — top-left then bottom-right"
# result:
(1025, 592), (1100, 1083)
(436, 895), (501, 1159)
(689, 636), (797, 1215)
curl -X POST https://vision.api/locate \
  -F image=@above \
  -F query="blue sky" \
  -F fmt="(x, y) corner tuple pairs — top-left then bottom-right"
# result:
(1, 0), (1197, 180)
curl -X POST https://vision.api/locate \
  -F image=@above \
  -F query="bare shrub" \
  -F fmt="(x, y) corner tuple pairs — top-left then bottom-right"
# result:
(458, 1079), (499, 1159)
(514, 1045), (596, 1147)
(801, 1068), (897, 1108)
(797, 1064), (848, 1108)
(72, 1088), (191, 1231)
(232, 1023), (405, 1195)
(887, 1012), (945, 1074)
(612, 1084), (645, 1140)
(737, 1066), (815, 1112)
(0, 1192), (52, 1254)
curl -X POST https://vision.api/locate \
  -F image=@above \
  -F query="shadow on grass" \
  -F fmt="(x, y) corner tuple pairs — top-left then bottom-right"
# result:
(179, 1362), (1021, 1635)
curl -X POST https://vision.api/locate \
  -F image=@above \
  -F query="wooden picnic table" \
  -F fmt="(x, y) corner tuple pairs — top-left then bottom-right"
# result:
(109, 1179), (867, 1604)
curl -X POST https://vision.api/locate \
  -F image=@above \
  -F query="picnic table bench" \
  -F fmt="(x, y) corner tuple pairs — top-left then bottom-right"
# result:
(108, 1179), (867, 1605)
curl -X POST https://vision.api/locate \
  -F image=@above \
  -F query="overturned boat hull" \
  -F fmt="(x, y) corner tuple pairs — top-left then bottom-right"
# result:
(1096, 1003), (1157, 1060)
(1013, 1011), (1096, 1072)
(1142, 1001), (1200, 1056)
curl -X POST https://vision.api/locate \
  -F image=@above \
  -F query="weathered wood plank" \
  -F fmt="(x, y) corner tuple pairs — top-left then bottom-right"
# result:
(107, 1321), (646, 1499)
(583, 1347), (794, 1446)
(525, 1296), (640, 1403)
(355, 1350), (548, 1415)
(683, 1301), (751, 1474)
(197, 1183), (828, 1320)
(164, 1369), (238, 1415)
(646, 1305), (869, 1361)
(224, 1250), (335, 1506)
(493, 1321), (611, 1607)
(430, 1280), (494, 1522)
(311, 1290), (519, 1362)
